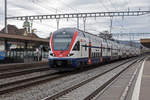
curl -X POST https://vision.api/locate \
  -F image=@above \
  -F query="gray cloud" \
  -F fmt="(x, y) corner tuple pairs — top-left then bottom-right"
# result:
(70, 0), (98, 6)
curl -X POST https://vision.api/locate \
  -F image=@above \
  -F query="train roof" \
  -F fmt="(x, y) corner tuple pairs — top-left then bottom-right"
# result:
(55, 27), (111, 40)
(54, 28), (139, 48)
(76, 28), (117, 42)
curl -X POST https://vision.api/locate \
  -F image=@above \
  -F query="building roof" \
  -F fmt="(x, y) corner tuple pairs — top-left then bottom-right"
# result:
(0, 24), (39, 38)
(0, 25), (49, 43)
(0, 33), (49, 43)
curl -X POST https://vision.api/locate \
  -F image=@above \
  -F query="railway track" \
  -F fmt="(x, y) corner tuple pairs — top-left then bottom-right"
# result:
(42, 57), (144, 100)
(0, 67), (76, 95)
(0, 66), (50, 79)
(0, 57), (141, 96)
(0, 71), (63, 95)
(0, 61), (48, 71)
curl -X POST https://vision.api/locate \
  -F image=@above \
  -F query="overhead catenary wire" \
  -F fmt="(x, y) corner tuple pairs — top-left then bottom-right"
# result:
(30, 0), (81, 30)
(7, 0), (124, 33)
(5, 0), (150, 40)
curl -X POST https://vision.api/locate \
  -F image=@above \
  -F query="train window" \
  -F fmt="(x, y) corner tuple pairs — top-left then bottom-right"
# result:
(73, 41), (80, 51)
(53, 29), (74, 50)
(92, 52), (94, 58)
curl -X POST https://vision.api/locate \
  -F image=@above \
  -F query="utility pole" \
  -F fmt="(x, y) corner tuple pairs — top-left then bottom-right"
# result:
(56, 9), (59, 30)
(83, 17), (86, 32)
(77, 17), (79, 29)
(4, 0), (8, 33)
(56, 18), (59, 30)
(109, 16), (113, 34)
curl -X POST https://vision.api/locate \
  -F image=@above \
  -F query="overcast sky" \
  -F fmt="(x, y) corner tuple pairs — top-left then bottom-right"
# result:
(0, 0), (150, 40)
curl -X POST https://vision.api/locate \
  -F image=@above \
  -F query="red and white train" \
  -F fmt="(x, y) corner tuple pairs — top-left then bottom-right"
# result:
(48, 28), (140, 70)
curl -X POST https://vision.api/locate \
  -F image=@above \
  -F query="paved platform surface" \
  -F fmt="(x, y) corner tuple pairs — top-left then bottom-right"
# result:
(139, 57), (150, 100)
(131, 56), (150, 100)
(95, 57), (141, 100)
(123, 56), (150, 100)
(95, 56), (150, 100)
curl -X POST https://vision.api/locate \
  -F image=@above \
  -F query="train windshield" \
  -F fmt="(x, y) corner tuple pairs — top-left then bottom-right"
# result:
(53, 30), (74, 50)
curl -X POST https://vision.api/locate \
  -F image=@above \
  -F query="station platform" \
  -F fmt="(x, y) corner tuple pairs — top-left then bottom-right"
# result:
(95, 56), (150, 100)
(133, 56), (150, 100)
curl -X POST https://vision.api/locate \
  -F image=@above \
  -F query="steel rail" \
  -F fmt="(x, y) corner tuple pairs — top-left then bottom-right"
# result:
(42, 57), (140, 100)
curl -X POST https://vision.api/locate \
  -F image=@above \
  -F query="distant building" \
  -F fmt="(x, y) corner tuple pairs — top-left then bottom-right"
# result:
(0, 25), (48, 50)
(0, 24), (38, 38)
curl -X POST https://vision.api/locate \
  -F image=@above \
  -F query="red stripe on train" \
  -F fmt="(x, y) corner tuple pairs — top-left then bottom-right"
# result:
(51, 32), (54, 53)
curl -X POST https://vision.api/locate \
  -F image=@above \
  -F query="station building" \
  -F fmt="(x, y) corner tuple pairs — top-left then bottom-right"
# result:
(0, 25), (49, 49)
(140, 38), (150, 53)
(0, 25), (49, 63)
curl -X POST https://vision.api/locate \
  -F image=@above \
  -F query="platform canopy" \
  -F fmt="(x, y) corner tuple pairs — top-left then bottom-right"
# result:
(140, 38), (150, 48)
(0, 32), (49, 43)
(0, 25), (49, 43)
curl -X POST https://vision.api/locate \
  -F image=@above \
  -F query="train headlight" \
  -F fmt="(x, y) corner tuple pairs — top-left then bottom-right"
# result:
(50, 53), (55, 57)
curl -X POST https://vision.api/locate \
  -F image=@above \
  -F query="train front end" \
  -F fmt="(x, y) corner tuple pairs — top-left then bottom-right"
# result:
(48, 28), (79, 70)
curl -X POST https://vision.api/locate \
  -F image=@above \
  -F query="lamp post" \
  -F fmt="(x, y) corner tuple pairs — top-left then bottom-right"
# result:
(4, 0), (8, 33)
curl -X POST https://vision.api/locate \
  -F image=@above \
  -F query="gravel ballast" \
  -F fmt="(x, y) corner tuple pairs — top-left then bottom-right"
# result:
(0, 60), (129, 100)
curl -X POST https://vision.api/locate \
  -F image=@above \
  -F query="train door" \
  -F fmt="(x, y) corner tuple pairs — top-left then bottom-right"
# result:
(110, 42), (112, 61)
(100, 42), (103, 63)
(106, 40), (109, 58)
(88, 41), (92, 64)
(80, 40), (83, 57)
(82, 42), (88, 58)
